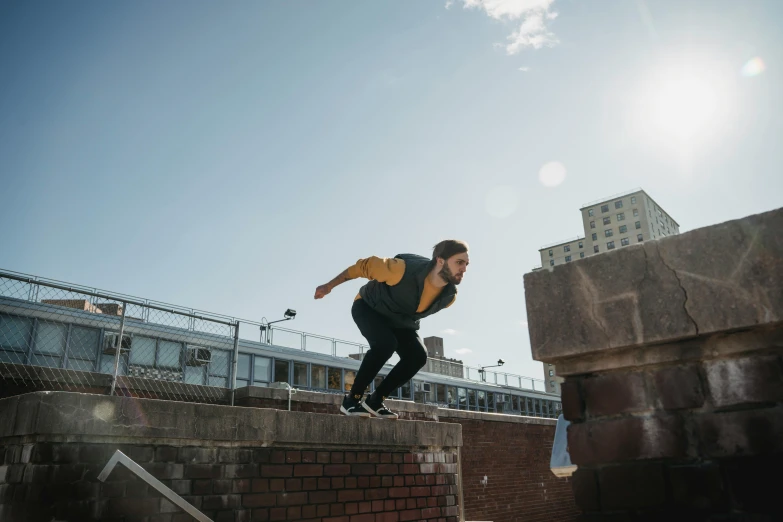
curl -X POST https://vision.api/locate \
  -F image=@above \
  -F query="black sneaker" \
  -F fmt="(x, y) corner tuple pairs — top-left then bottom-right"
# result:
(340, 394), (371, 417)
(362, 393), (399, 420)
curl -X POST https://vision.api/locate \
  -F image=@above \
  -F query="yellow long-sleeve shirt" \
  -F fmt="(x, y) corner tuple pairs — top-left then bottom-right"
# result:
(347, 256), (456, 312)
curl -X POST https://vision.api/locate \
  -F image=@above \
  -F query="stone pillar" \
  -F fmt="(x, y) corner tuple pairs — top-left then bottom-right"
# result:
(524, 208), (783, 520)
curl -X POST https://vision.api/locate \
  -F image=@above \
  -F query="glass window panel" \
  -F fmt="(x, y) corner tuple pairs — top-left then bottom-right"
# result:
(235, 379), (249, 389)
(467, 389), (477, 410)
(401, 381), (412, 400)
(457, 387), (466, 409)
(311, 365), (326, 389)
(327, 367), (341, 390)
(208, 376), (228, 388)
(254, 356), (271, 383)
(67, 358), (94, 372)
(35, 355), (61, 368)
(157, 341), (182, 370)
(0, 315), (32, 350)
(237, 354), (251, 379)
(0, 350), (25, 364)
(185, 366), (205, 385)
(487, 392), (495, 411)
(100, 354), (127, 375)
(447, 386), (457, 408)
(526, 397), (533, 415)
(343, 370), (356, 392)
(274, 359), (290, 383)
(129, 337), (156, 366)
(512, 396), (519, 410)
(34, 322), (67, 355)
(534, 399), (542, 416)
(208, 349), (229, 377)
(435, 384), (446, 404)
(294, 362), (308, 387)
(66, 326), (99, 360)
(478, 391), (486, 411)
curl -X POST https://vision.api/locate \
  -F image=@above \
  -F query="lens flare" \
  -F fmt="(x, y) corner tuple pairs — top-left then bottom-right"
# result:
(538, 162), (567, 188)
(741, 57), (766, 77)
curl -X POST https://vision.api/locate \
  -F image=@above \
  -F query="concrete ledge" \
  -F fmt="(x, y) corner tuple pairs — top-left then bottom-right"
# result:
(525, 207), (783, 363)
(0, 391), (462, 449)
(236, 385), (557, 426)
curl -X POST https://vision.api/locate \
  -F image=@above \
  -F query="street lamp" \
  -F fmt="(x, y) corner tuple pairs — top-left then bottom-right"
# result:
(478, 359), (505, 382)
(260, 309), (297, 344)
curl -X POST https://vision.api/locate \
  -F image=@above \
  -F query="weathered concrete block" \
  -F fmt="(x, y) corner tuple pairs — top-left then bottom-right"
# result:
(582, 372), (650, 417)
(525, 208), (783, 362)
(652, 364), (705, 410)
(704, 355), (783, 408)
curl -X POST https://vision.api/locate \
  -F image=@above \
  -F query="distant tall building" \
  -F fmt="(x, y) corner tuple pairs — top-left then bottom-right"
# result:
(538, 188), (680, 270)
(535, 189), (681, 394)
(423, 336), (463, 378)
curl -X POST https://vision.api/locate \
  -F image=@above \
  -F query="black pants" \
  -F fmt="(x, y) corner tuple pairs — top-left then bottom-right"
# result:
(349, 299), (427, 398)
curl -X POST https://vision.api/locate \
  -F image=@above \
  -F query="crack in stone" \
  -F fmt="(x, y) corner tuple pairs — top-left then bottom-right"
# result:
(655, 242), (700, 335)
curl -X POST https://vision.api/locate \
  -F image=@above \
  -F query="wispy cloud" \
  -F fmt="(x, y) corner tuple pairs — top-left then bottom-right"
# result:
(457, 0), (559, 55)
(455, 348), (472, 354)
(445, 0), (454, 9)
(441, 328), (460, 335)
(519, 320), (528, 327)
(518, 66), (530, 72)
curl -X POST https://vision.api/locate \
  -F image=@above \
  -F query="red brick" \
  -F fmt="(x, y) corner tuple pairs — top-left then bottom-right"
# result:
(325, 464), (351, 476)
(345, 477), (358, 488)
(242, 493), (276, 508)
(285, 478), (301, 491)
(705, 356), (783, 408)
(344, 452), (357, 463)
(388, 487), (410, 498)
(269, 507), (287, 521)
(366, 488), (388, 500)
(318, 477), (331, 489)
(380, 453), (392, 463)
(393, 476), (404, 487)
(352, 464), (375, 476)
(323, 517), (349, 522)
(653, 364), (705, 410)
(598, 462), (665, 510)
(568, 414), (685, 465)
(338, 489), (365, 502)
(583, 371), (650, 417)
(371, 499), (384, 512)
(270, 451), (286, 464)
(294, 464), (323, 477)
(260, 465), (292, 478)
(285, 451), (301, 463)
(377, 512), (399, 522)
(286, 506), (301, 519)
(411, 486), (430, 497)
(401, 464), (419, 475)
(421, 507), (441, 519)
(369, 475), (381, 488)
(695, 407), (783, 457)
(349, 515), (374, 522)
(399, 509), (422, 522)
(345, 502), (359, 515)
(331, 452), (345, 464)
(302, 451), (316, 463)
(358, 501), (372, 513)
(331, 503), (345, 516)
(392, 454), (404, 464)
(269, 479), (284, 491)
(358, 476), (370, 488)
(356, 452), (369, 463)
(303, 477), (318, 490)
(571, 468), (600, 512)
(331, 477), (344, 489)
(302, 505), (317, 518)
(309, 490), (337, 504)
(317, 452), (331, 463)
(277, 491), (307, 506)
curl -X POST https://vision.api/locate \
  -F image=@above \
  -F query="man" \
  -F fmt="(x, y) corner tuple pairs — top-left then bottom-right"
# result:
(314, 239), (469, 419)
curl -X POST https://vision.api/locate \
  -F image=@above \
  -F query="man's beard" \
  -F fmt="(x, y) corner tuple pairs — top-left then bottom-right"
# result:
(439, 263), (461, 285)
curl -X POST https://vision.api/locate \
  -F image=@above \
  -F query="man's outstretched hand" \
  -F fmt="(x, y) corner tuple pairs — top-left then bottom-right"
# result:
(314, 284), (331, 299)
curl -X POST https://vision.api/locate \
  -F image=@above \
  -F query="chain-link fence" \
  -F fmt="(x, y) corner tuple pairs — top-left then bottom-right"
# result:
(0, 271), (238, 404)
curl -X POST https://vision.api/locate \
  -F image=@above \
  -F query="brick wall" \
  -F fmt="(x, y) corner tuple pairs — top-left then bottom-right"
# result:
(0, 442), (460, 522)
(524, 207), (783, 521)
(237, 388), (579, 522)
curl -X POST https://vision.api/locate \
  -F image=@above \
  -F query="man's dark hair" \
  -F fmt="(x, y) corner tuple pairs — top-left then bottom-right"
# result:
(432, 239), (469, 262)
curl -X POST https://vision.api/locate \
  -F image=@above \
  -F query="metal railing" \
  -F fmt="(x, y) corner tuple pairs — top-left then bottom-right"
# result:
(580, 187), (643, 210)
(0, 269), (548, 397)
(538, 235), (585, 251)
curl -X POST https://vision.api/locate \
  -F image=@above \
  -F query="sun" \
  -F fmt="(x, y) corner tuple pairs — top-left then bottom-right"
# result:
(650, 74), (719, 142)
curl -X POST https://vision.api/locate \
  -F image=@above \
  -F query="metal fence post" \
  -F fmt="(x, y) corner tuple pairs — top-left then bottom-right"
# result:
(230, 321), (240, 406)
(109, 302), (128, 396)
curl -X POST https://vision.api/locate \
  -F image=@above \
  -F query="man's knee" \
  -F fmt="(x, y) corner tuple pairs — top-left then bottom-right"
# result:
(413, 351), (428, 370)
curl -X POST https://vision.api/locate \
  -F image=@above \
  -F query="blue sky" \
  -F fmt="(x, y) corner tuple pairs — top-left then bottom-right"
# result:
(1, 0), (781, 381)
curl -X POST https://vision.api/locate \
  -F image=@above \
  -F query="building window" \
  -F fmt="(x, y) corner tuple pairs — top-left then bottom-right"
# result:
(550, 260), (554, 266)
(565, 255), (572, 262)
(603, 216), (611, 225)
(601, 204), (609, 213)
(578, 241), (583, 249)
(637, 234), (644, 242)
(605, 229), (613, 237)
(633, 208), (639, 217)
(549, 370), (554, 376)
(591, 233), (597, 241)
(615, 200), (623, 209)
(619, 225), (627, 233)
(617, 213), (625, 221)
(580, 252), (585, 258)
(588, 208), (594, 217)
(607, 241), (615, 250)
(548, 249), (553, 256)
(590, 221), (596, 229)
(593, 245), (599, 253)
(631, 196), (637, 204)
(635, 221), (641, 229)
(550, 380), (555, 388)
(621, 237), (630, 246)
(564, 245), (571, 252)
